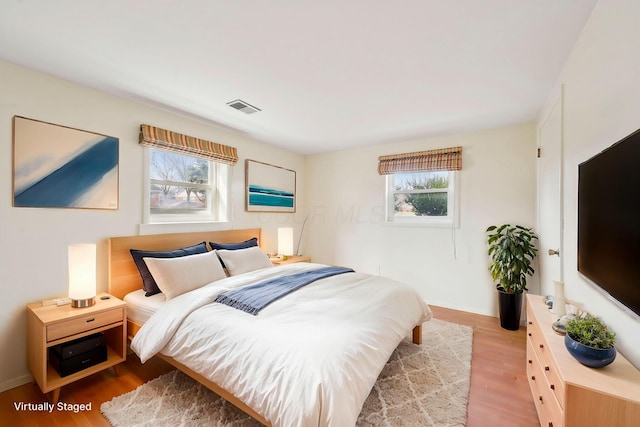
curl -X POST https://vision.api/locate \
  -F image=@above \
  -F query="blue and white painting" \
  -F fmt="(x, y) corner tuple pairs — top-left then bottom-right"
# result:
(246, 160), (295, 212)
(13, 116), (119, 209)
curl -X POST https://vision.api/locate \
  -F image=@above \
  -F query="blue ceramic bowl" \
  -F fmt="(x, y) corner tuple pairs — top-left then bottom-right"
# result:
(564, 334), (616, 368)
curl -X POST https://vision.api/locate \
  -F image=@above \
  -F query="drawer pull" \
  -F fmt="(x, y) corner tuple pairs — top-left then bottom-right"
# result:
(550, 384), (555, 390)
(545, 366), (550, 371)
(531, 375), (536, 381)
(528, 359), (533, 364)
(539, 344), (544, 349)
(528, 321), (533, 325)
(528, 332), (532, 337)
(549, 423), (553, 427)
(539, 396), (543, 403)
(86, 318), (96, 323)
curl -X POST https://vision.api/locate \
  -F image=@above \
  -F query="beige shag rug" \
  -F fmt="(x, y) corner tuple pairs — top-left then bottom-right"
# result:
(101, 319), (473, 427)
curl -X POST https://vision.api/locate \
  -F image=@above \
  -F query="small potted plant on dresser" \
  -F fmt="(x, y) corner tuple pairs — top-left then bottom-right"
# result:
(486, 224), (539, 330)
(565, 314), (617, 368)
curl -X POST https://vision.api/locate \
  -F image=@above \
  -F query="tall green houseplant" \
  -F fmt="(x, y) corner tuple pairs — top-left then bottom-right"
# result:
(486, 224), (539, 293)
(486, 224), (539, 330)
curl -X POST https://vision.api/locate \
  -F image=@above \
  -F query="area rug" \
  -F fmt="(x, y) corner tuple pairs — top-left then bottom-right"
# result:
(101, 318), (473, 427)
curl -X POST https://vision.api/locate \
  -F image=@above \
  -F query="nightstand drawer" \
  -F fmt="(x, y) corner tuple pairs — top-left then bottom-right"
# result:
(47, 308), (123, 342)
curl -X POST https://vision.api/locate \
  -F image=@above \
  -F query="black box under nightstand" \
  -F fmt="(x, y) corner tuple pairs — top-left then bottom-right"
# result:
(48, 333), (107, 377)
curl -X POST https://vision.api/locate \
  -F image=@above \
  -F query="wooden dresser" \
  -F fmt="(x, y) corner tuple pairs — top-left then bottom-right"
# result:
(526, 294), (640, 427)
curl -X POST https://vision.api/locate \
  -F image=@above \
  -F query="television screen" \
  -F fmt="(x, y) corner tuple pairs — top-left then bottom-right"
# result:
(578, 128), (640, 318)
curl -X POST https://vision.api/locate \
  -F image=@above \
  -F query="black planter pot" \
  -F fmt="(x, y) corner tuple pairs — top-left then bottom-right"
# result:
(497, 287), (523, 331)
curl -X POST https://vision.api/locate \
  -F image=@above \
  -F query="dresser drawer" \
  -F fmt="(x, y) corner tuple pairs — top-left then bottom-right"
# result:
(543, 353), (565, 409)
(47, 308), (124, 342)
(527, 317), (550, 363)
(528, 339), (564, 427)
(527, 313), (566, 408)
(544, 393), (563, 427)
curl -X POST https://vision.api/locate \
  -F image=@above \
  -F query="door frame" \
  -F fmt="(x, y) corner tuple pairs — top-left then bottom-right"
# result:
(536, 84), (564, 296)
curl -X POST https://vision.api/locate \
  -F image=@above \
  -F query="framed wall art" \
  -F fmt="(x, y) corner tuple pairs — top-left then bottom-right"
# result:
(12, 116), (119, 210)
(245, 159), (296, 212)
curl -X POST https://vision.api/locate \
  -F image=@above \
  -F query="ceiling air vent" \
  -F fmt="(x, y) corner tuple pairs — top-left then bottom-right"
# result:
(227, 99), (261, 114)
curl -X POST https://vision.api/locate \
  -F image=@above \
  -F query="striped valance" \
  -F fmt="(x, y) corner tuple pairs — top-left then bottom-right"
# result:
(139, 124), (238, 165)
(377, 146), (462, 175)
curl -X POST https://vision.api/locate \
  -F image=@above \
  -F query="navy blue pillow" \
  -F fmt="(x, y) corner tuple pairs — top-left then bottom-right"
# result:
(130, 242), (208, 296)
(208, 237), (258, 251)
(209, 238), (258, 268)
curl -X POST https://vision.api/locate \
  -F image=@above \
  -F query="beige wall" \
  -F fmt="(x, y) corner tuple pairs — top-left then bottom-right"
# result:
(304, 122), (538, 316)
(0, 60), (306, 392)
(537, 0), (640, 368)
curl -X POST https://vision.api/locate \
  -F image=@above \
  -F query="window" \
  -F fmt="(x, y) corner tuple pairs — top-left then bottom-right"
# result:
(138, 124), (237, 225)
(378, 146), (462, 227)
(145, 148), (230, 224)
(386, 171), (458, 226)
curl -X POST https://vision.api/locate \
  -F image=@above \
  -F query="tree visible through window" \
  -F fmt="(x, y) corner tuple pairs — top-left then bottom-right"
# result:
(387, 171), (457, 225)
(148, 148), (225, 222)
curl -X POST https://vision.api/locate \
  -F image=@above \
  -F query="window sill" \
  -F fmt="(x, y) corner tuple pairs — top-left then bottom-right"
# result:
(383, 220), (459, 229)
(139, 221), (232, 235)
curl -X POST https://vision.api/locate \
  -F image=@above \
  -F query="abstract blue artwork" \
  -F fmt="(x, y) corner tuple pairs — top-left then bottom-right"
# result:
(13, 116), (119, 209)
(245, 160), (296, 212)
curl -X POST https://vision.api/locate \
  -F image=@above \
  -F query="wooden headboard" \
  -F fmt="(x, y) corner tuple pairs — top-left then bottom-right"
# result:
(107, 228), (262, 300)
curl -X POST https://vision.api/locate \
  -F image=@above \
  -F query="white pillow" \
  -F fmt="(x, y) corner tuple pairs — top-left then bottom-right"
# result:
(143, 250), (226, 300)
(216, 246), (274, 276)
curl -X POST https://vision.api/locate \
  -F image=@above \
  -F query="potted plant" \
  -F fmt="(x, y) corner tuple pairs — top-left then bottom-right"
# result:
(486, 224), (539, 330)
(565, 314), (617, 368)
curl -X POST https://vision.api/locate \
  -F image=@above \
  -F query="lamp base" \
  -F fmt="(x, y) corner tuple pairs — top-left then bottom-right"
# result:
(71, 297), (96, 308)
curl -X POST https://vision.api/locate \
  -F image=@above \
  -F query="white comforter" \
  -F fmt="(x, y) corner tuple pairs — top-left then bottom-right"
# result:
(131, 263), (432, 427)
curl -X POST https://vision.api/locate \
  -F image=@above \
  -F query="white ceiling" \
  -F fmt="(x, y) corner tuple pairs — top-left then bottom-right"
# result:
(0, 1), (597, 154)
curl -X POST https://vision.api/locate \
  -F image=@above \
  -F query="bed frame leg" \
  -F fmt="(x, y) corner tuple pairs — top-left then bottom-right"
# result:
(412, 324), (422, 345)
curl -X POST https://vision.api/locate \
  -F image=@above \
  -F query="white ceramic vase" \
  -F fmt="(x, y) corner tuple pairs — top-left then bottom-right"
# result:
(551, 280), (566, 316)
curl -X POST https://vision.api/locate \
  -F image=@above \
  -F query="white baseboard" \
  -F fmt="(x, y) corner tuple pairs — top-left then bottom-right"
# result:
(0, 374), (33, 394)
(427, 299), (496, 318)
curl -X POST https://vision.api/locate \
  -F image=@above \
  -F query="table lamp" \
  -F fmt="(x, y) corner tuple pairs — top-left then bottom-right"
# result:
(68, 243), (97, 308)
(278, 227), (294, 261)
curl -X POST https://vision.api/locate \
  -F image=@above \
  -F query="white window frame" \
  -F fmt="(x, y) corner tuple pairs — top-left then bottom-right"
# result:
(385, 171), (460, 227)
(142, 148), (231, 226)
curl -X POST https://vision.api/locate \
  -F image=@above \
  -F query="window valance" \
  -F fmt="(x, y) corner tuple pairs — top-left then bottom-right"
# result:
(377, 146), (462, 175)
(139, 124), (238, 165)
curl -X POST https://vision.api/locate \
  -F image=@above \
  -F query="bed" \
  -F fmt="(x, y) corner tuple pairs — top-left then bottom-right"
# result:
(108, 228), (432, 426)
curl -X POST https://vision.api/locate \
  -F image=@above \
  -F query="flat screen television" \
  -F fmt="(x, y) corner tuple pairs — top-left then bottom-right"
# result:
(578, 128), (640, 318)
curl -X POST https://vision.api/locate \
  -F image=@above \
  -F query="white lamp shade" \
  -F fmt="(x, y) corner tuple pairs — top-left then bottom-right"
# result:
(68, 243), (97, 307)
(278, 227), (294, 256)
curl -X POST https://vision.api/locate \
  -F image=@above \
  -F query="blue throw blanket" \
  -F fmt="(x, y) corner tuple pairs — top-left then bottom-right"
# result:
(215, 266), (355, 315)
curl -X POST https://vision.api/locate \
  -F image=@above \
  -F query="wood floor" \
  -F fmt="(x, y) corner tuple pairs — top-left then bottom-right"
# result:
(431, 306), (539, 427)
(1, 306), (539, 426)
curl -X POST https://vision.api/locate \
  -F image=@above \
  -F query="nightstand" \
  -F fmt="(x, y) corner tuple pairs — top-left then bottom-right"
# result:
(272, 256), (311, 265)
(26, 293), (126, 403)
